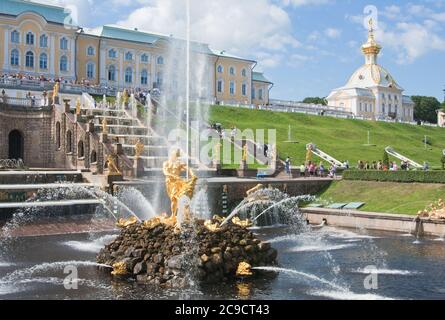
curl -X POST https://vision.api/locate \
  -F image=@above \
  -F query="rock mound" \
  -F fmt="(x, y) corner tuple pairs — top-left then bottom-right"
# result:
(97, 219), (278, 288)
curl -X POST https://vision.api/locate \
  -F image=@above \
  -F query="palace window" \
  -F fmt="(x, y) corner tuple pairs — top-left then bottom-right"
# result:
(217, 79), (223, 93)
(39, 35), (48, 48)
(381, 93), (385, 99)
(66, 130), (72, 153)
(395, 105), (398, 115)
(87, 46), (95, 56)
(56, 122), (61, 149)
(359, 102), (362, 112)
(141, 54), (149, 63)
(87, 63), (95, 79)
(156, 72), (163, 87)
(78, 141), (84, 158)
(229, 67), (235, 76)
(125, 67), (133, 83)
(60, 37), (68, 50)
(10, 49), (19, 66)
(251, 88), (255, 99)
(242, 83), (247, 96)
(259, 89), (263, 100)
(108, 65), (116, 81)
(60, 56), (68, 72)
(39, 53), (48, 70)
(217, 65), (223, 73)
(388, 104), (392, 113)
(26, 32), (34, 45)
(25, 51), (34, 68)
(242, 69), (247, 77)
(141, 70), (148, 85)
(157, 56), (164, 65)
(382, 103), (385, 114)
(11, 30), (20, 43)
(229, 81), (235, 95)
(125, 52), (133, 61)
(108, 49), (117, 59)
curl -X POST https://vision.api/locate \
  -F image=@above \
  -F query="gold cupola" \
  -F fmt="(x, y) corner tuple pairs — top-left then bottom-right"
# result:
(361, 18), (382, 65)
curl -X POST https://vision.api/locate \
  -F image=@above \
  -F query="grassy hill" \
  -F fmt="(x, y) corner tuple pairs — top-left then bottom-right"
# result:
(317, 180), (445, 215)
(209, 106), (445, 167)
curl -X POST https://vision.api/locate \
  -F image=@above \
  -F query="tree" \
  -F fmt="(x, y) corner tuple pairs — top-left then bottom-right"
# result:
(411, 96), (441, 124)
(383, 150), (390, 168)
(303, 97), (327, 105)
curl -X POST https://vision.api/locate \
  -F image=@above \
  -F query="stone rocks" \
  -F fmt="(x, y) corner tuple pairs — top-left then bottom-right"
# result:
(97, 220), (278, 288)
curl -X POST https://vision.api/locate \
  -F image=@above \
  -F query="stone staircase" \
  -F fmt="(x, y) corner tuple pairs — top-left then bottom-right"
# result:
(80, 104), (170, 170)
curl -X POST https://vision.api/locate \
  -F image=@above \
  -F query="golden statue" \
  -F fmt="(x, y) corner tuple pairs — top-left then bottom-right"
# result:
(232, 217), (253, 228)
(242, 144), (248, 162)
(246, 184), (264, 197)
(102, 118), (108, 134)
(111, 261), (128, 276)
(106, 154), (121, 176)
(116, 216), (138, 228)
(75, 98), (81, 115)
(236, 262), (253, 277)
(122, 90), (129, 106)
(52, 82), (59, 100)
(162, 149), (197, 218)
(134, 139), (145, 160)
(213, 142), (221, 161)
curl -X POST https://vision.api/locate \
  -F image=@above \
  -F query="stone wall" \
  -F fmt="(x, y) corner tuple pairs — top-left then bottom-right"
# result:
(0, 104), (55, 168)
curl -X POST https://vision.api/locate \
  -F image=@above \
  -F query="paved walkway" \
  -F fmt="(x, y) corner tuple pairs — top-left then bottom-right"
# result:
(0, 217), (116, 238)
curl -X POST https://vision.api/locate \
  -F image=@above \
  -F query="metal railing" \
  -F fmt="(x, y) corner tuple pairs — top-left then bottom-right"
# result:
(0, 96), (46, 107)
(0, 159), (25, 170)
(0, 78), (117, 96)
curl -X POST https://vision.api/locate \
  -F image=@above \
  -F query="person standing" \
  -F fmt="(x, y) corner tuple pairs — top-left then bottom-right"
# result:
(285, 156), (291, 177)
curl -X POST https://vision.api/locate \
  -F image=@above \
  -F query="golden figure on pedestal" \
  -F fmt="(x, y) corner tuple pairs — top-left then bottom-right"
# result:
(52, 82), (59, 100)
(106, 154), (121, 176)
(162, 149), (197, 219)
(75, 98), (81, 115)
(134, 139), (145, 160)
(242, 144), (248, 162)
(102, 118), (108, 134)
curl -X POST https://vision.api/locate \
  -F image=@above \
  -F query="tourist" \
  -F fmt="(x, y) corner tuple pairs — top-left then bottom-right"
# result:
(299, 163), (305, 178)
(423, 162), (429, 171)
(319, 163), (325, 177)
(285, 157), (291, 176)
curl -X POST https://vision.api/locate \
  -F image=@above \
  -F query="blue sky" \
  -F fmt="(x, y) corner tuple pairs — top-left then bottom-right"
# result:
(37, 0), (445, 101)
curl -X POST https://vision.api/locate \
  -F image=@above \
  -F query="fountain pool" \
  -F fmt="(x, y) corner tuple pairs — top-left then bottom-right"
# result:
(1, 223), (444, 300)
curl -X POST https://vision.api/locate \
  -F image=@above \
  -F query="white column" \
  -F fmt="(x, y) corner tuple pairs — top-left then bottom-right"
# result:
(119, 49), (124, 88)
(70, 37), (76, 80)
(49, 33), (55, 76)
(3, 28), (10, 70)
(150, 54), (156, 89)
(135, 52), (139, 87)
(99, 46), (106, 84)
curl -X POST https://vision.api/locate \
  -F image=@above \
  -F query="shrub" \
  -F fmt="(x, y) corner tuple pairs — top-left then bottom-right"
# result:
(343, 170), (445, 184)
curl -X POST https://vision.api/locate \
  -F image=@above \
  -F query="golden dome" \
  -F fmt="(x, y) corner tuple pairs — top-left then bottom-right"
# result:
(361, 18), (382, 56)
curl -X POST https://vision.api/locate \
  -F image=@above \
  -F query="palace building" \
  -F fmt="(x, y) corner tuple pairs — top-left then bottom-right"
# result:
(0, 0), (272, 105)
(326, 20), (414, 122)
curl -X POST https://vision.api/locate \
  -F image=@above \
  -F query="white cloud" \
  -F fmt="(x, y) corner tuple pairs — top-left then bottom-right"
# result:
(376, 21), (445, 64)
(116, 0), (300, 67)
(324, 28), (341, 39)
(282, 0), (331, 7)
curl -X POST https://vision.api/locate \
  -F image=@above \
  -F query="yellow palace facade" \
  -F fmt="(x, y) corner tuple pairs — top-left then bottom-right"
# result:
(0, 0), (273, 105)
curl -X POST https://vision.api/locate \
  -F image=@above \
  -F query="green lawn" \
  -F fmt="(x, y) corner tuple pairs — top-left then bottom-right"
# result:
(209, 106), (445, 167)
(317, 180), (445, 215)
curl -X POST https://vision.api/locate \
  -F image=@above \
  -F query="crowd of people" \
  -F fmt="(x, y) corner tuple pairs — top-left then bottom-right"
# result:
(355, 160), (429, 171)
(283, 158), (338, 179)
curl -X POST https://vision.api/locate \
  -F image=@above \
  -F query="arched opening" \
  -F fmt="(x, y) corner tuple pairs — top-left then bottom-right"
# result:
(8, 130), (24, 160)
(66, 130), (72, 153)
(78, 140), (84, 158)
(90, 150), (97, 164)
(56, 122), (61, 149)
